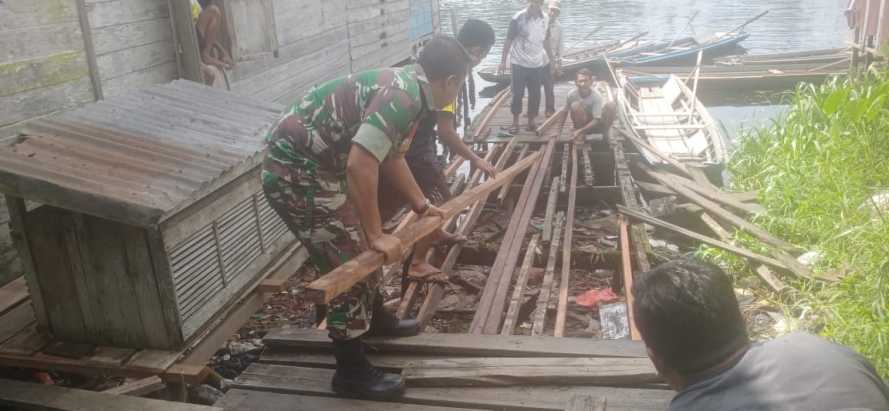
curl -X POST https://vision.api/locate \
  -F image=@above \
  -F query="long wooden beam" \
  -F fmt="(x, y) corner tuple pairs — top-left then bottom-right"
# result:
(554, 145), (579, 337)
(616, 128), (692, 178)
(700, 213), (789, 293)
(618, 216), (641, 340)
(617, 205), (797, 275)
(643, 167), (802, 254)
(472, 141), (556, 334)
(531, 212), (564, 336)
(307, 152), (542, 304)
(501, 234), (541, 335)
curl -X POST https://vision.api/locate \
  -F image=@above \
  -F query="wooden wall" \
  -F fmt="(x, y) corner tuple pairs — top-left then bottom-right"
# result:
(86, 0), (178, 98)
(225, 0), (439, 105)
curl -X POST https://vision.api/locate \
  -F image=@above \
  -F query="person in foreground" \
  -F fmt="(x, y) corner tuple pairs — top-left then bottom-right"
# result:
(566, 69), (616, 144)
(633, 258), (889, 411)
(262, 37), (471, 400)
(388, 19), (498, 281)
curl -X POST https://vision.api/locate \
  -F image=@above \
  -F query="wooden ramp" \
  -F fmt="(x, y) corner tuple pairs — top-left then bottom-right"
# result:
(215, 329), (672, 410)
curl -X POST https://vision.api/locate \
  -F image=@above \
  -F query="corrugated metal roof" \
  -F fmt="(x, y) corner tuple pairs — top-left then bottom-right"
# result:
(0, 80), (284, 228)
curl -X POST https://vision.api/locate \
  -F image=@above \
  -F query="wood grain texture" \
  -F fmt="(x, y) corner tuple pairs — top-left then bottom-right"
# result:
(0, 277), (28, 316)
(401, 357), (660, 387)
(217, 389), (480, 411)
(264, 328), (647, 358)
(532, 212), (564, 336)
(565, 395), (607, 411)
(554, 144), (579, 337)
(0, 378), (220, 411)
(501, 234), (541, 335)
(619, 217), (641, 341)
(232, 363), (672, 411)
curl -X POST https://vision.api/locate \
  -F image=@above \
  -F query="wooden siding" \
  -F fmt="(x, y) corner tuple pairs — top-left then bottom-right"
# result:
(86, 0), (177, 98)
(225, 0), (438, 105)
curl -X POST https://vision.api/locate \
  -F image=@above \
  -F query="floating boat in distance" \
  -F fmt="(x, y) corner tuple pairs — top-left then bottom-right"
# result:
(478, 32), (653, 84)
(616, 72), (729, 172)
(622, 59), (849, 92)
(714, 47), (850, 66)
(614, 31), (750, 67)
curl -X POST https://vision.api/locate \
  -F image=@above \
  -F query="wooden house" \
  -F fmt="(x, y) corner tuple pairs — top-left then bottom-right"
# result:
(0, 80), (294, 350)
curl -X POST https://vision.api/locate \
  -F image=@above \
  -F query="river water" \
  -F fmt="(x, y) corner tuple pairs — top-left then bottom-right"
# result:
(441, 0), (850, 140)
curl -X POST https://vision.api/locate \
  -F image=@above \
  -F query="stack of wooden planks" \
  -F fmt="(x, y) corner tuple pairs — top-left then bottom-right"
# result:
(215, 328), (672, 411)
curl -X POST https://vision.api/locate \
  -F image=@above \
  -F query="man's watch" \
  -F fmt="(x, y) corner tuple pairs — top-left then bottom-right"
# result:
(414, 198), (431, 215)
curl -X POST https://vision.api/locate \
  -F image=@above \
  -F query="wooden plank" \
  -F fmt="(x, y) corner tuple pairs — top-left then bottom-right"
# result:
(475, 140), (557, 335)
(232, 364), (673, 411)
(264, 328), (647, 358)
(0, 301), (34, 345)
(95, 41), (175, 82)
(0, 51), (89, 97)
(401, 357), (660, 387)
(0, 325), (50, 356)
(645, 168), (803, 254)
(617, 205), (802, 277)
(0, 277), (28, 316)
(560, 144), (570, 193)
(532, 212), (564, 336)
(306, 152), (543, 304)
(582, 144), (595, 186)
(86, 346), (137, 366)
(166, 0), (203, 82)
(0, 378), (221, 411)
(565, 395), (607, 411)
(102, 376), (166, 397)
(163, 364), (211, 385)
(636, 181), (674, 196)
(217, 389), (481, 411)
(75, 0), (103, 100)
(126, 349), (179, 375)
(700, 213), (789, 293)
(543, 179), (560, 242)
(554, 145), (578, 337)
(662, 171), (765, 215)
(619, 216), (641, 341)
(616, 128), (691, 177)
(501, 234), (541, 335)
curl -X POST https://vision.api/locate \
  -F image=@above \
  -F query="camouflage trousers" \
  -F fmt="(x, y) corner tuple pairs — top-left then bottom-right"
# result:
(262, 155), (380, 341)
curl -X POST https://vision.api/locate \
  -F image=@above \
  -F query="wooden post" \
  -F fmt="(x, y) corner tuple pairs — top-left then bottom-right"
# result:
(619, 216), (641, 341)
(167, 0), (205, 82)
(74, 0), (103, 100)
(4, 196), (49, 331)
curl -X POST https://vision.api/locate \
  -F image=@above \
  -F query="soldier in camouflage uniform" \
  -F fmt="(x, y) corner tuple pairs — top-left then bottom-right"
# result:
(262, 37), (472, 400)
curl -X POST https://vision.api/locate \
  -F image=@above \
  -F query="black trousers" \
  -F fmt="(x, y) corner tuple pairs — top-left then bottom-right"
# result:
(511, 64), (547, 118)
(542, 63), (555, 114)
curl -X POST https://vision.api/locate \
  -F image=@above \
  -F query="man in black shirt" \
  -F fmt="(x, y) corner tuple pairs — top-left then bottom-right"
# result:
(633, 258), (889, 411)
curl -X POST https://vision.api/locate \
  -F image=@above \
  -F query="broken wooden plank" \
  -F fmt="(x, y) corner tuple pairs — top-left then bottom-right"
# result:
(617, 205), (798, 275)
(616, 128), (692, 177)
(0, 277), (28, 316)
(401, 357), (660, 387)
(471, 88), (511, 142)
(582, 144), (595, 186)
(543, 178), (560, 242)
(532, 212), (564, 336)
(0, 378), (220, 411)
(0, 300), (35, 345)
(125, 349), (180, 375)
(307, 152), (542, 304)
(644, 168), (803, 255)
(560, 144), (570, 193)
(232, 364), (672, 411)
(496, 144), (523, 203)
(474, 140), (557, 335)
(565, 395), (607, 411)
(217, 389), (478, 411)
(619, 216), (641, 341)
(700, 213), (789, 293)
(102, 376), (166, 397)
(613, 136), (651, 275)
(636, 181), (674, 196)
(0, 325), (49, 356)
(263, 327), (648, 358)
(85, 346), (136, 366)
(501, 234), (541, 336)
(554, 145), (579, 337)
(660, 171), (765, 215)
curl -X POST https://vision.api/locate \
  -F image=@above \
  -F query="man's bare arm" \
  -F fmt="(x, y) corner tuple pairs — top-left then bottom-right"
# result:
(436, 112), (496, 177)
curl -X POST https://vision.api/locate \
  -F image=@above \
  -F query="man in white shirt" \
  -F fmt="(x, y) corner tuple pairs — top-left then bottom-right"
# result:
(543, 1), (563, 118)
(499, 0), (551, 133)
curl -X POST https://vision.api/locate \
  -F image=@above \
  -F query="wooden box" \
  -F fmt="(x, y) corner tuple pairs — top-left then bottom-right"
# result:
(0, 81), (294, 350)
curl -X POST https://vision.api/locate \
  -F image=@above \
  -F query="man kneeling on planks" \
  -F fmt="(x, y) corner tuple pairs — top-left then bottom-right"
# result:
(567, 68), (616, 144)
(261, 37), (471, 400)
(632, 258), (889, 410)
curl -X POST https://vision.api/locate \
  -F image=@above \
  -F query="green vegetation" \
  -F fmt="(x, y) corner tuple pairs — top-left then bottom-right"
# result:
(706, 72), (889, 376)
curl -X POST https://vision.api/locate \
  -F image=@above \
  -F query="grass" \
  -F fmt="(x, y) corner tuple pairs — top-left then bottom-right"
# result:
(704, 71), (889, 377)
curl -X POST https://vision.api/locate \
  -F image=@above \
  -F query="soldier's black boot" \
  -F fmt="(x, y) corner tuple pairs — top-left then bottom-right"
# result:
(331, 337), (405, 400)
(367, 293), (420, 337)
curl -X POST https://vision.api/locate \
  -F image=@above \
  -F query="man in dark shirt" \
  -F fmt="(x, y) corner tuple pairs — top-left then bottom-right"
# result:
(633, 258), (889, 411)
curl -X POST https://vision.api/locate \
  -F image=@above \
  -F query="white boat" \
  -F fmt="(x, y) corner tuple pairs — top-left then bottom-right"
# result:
(616, 72), (729, 171)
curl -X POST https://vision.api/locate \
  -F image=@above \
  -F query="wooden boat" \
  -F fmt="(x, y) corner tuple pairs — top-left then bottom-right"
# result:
(714, 48), (850, 66)
(622, 60), (849, 92)
(477, 33), (655, 84)
(616, 72), (729, 170)
(615, 31), (750, 67)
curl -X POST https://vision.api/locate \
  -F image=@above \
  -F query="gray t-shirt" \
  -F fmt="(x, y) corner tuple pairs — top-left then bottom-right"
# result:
(671, 332), (889, 411)
(566, 88), (604, 119)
